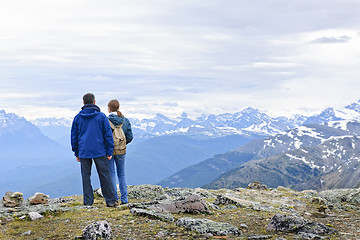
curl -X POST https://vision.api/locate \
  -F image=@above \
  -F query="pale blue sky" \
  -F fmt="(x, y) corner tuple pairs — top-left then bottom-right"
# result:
(1, 0), (360, 120)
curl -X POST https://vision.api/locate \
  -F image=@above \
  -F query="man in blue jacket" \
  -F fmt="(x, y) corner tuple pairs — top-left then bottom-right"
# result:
(71, 93), (117, 207)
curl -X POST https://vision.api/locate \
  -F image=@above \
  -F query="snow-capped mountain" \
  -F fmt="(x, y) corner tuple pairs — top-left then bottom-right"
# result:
(27, 99), (360, 141)
(128, 99), (360, 138)
(129, 107), (304, 139)
(0, 110), (39, 137)
(304, 100), (360, 125)
(206, 135), (360, 190)
(31, 117), (72, 127)
(158, 122), (360, 188)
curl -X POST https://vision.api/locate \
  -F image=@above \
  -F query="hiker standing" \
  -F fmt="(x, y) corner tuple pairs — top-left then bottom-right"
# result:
(107, 99), (133, 204)
(71, 93), (117, 207)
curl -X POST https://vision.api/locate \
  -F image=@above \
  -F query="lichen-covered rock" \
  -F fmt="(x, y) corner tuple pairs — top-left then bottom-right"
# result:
(148, 194), (211, 214)
(267, 213), (307, 233)
(247, 182), (267, 190)
(28, 192), (49, 205)
(213, 194), (246, 207)
(294, 232), (329, 239)
(83, 220), (112, 240)
(48, 197), (75, 204)
(2, 192), (23, 207)
(28, 212), (44, 221)
(176, 217), (241, 236)
(128, 184), (165, 199)
(310, 197), (327, 205)
(213, 193), (273, 212)
(267, 213), (336, 236)
(247, 235), (273, 239)
(319, 188), (360, 205)
(164, 187), (216, 199)
(130, 208), (174, 222)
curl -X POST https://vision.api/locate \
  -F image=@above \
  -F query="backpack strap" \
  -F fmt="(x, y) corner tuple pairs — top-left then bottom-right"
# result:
(109, 120), (116, 129)
(109, 120), (124, 129)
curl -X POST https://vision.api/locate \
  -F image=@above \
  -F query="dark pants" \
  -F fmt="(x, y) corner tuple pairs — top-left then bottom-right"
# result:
(80, 155), (116, 206)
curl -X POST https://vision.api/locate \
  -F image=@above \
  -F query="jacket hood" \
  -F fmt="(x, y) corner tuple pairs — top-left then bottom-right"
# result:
(79, 104), (101, 119)
(108, 114), (124, 126)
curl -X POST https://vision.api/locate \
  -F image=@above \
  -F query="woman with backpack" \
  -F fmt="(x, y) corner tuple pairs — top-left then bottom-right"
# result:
(107, 99), (133, 204)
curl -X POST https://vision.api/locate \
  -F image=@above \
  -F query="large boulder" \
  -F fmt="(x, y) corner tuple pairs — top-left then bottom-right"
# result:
(164, 187), (216, 199)
(319, 188), (360, 205)
(148, 194), (210, 214)
(82, 220), (112, 240)
(28, 193), (49, 205)
(28, 212), (44, 221)
(176, 217), (242, 236)
(127, 185), (165, 199)
(2, 192), (23, 207)
(267, 213), (336, 236)
(247, 182), (267, 190)
(130, 208), (174, 222)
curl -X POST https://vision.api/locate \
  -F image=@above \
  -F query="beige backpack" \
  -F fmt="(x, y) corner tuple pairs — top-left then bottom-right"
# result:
(109, 121), (126, 155)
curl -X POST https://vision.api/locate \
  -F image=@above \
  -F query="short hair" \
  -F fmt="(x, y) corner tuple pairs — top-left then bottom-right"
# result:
(83, 93), (95, 104)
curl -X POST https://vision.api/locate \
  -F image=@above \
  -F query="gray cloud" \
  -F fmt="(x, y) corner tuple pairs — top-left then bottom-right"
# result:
(311, 35), (351, 44)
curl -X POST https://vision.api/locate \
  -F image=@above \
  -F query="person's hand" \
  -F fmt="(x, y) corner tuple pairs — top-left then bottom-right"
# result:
(76, 156), (80, 162)
(107, 155), (112, 160)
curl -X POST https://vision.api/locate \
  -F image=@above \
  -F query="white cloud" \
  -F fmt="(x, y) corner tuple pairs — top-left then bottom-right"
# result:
(1, 1), (360, 119)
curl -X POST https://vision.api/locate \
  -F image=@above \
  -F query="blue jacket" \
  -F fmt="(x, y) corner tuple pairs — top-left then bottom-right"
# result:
(108, 113), (133, 144)
(71, 104), (114, 158)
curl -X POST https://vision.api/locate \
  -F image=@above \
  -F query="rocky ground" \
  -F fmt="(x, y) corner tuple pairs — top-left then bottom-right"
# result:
(0, 184), (359, 239)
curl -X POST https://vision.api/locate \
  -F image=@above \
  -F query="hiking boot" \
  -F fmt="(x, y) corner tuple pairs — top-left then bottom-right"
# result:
(106, 201), (118, 207)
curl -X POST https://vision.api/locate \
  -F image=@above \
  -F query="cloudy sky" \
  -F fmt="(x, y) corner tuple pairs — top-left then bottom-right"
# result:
(1, 0), (360, 120)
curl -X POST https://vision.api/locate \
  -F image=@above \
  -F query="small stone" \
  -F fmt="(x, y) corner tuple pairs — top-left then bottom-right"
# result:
(28, 192), (49, 205)
(3, 216), (14, 222)
(240, 223), (248, 228)
(83, 220), (112, 240)
(156, 230), (169, 237)
(21, 230), (31, 236)
(28, 212), (44, 221)
(7, 208), (21, 212)
(202, 233), (213, 238)
(19, 215), (26, 220)
(248, 235), (273, 239)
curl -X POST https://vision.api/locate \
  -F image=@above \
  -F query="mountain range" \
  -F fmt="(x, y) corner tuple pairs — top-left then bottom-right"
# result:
(2, 99), (360, 197)
(158, 101), (360, 190)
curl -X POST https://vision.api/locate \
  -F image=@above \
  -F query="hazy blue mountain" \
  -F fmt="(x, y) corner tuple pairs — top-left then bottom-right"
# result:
(125, 134), (258, 185)
(206, 135), (360, 190)
(0, 111), (72, 167)
(32, 134), (259, 197)
(0, 110), (75, 198)
(30, 117), (72, 141)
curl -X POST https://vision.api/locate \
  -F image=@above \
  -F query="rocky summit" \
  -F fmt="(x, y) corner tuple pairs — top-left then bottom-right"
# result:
(0, 184), (359, 239)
